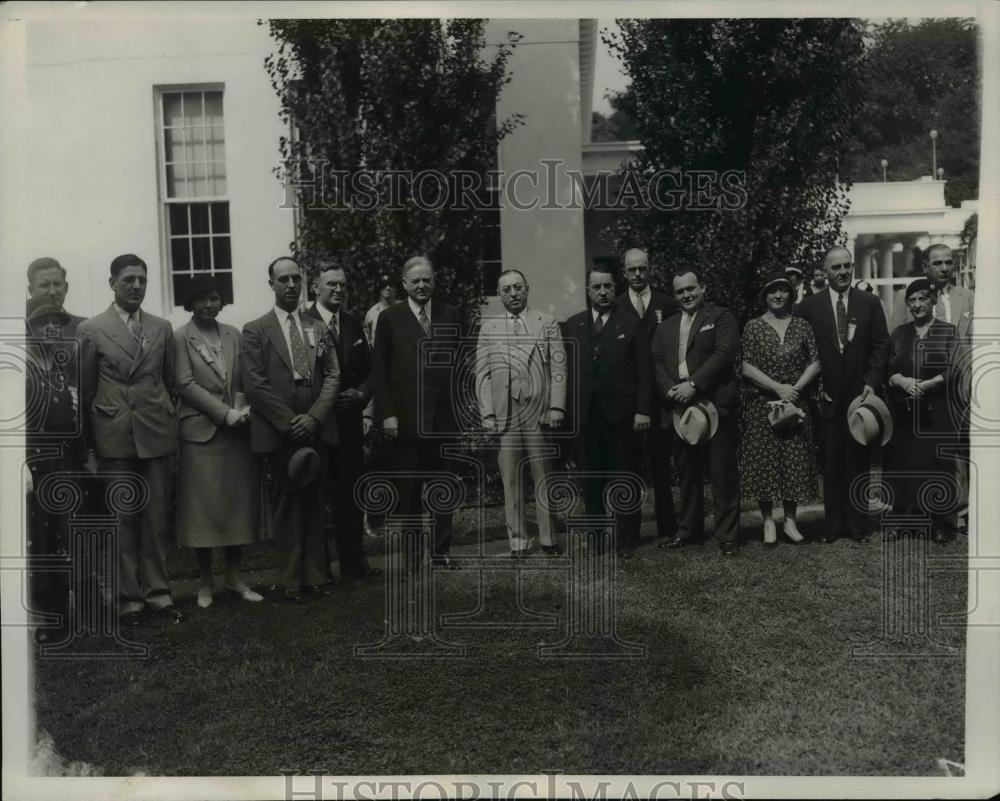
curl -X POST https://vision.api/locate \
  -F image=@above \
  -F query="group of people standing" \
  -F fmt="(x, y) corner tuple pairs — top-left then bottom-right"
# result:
(24, 241), (971, 640)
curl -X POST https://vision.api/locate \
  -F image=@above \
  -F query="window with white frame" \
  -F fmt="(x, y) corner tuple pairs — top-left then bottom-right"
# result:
(156, 87), (232, 305)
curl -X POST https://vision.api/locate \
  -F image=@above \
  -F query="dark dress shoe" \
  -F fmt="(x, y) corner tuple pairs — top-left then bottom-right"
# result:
(431, 555), (460, 570)
(510, 549), (528, 560)
(657, 536), (684, 549)
(818, 534), (837, 544)
(154, 606), (185, 623)
(305, 582), (335, 596)
(363, 566), (384, 578)
(720, 541), (738, 557)
(541, 544), (564, 556)
(851, 532), (870, 543)
(284, 589), (305, 604)
(931, 528), (954, 545)
(119, 611), (144, 627)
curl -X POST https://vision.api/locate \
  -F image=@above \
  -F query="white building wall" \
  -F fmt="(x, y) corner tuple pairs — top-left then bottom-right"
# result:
(19, 18), (294, 328)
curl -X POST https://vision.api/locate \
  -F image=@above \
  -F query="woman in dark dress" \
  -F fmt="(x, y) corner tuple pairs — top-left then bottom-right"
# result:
(739, 271), (822, 547)
(885, 278), (965, 543)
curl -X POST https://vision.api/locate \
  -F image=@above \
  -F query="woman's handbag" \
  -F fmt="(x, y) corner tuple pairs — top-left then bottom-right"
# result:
(767, 400), (806, 434)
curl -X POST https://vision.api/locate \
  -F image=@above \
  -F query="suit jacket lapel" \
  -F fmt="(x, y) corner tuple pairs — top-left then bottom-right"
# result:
(685, 306), (708, 352)
(263, 310), (294, 374)
(105, 306), (139, 362)
(593, 307), (617, 361)
(297, 312), (318, 367)
(126, 313), (154, 378)
(186, 322), (228, 383)
(665, 315), (681, 375)
(818, 292), (841, 352)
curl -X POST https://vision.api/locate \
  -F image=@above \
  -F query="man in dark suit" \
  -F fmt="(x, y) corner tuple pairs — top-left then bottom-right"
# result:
(564, 267), (652, 558)
(242, 257), (341, 601)
(795, 245), (890, 542)
(303, 263), (380, 579)
(370, 255), (463, 570)
(25, 257), (90, 642)
(78, 254), (183, 625)
(612, 247), (680, 543)
(652, 268), (741, 555)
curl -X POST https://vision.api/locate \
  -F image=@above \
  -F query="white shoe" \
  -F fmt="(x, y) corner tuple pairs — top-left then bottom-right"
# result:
(197, 586), (214, 609)
(763, 518), (777, 548)
(783, 519), (805, 543)
(224, 581), (263, 602)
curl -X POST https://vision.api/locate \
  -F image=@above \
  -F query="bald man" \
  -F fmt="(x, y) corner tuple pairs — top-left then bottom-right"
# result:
(795, 246), (890, 543)
(611, 248), (680, 543)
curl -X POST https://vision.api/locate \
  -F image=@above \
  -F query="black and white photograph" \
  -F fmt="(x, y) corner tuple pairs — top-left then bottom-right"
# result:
(1, 1), (998, 798)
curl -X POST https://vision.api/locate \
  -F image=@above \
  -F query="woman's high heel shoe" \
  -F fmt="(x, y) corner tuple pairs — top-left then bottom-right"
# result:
(763, 518), (778, 548)
(783, 518), (805, 544)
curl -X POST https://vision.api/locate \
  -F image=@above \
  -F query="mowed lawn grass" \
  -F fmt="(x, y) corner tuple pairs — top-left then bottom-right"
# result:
(33, 501), (967, 777)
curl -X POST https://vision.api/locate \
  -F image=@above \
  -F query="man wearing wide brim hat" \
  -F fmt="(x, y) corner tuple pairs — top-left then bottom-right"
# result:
(847, 394), (893, 447)
(652, 267), (741, 556)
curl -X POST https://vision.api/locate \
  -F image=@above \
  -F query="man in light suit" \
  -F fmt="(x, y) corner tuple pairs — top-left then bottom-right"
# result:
(652, 268), (741, 556)
(242, 257), (341, 602)
(477, 269), (567, 557)
(795, 245), (890, 543)
(371, 256), (464, 570)
(78, 254), (182, 625)
(612, 248), (680, 543)
(890, 244), (973, 337)
(303, 263), (380, 579)
(563, 267), (652, 558)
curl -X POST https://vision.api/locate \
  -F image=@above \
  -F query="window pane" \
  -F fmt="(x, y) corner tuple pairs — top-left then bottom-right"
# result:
(190, 162), (208, 198)
(209, 167), (226, 197)
(208, 126), (225, 162)
(188, 126), (207, 163)
(168, 204), (189, 236)
(165, 163), (187, 198)
(183, 91), (204, 126)
(204, 91), (223, 126)
(190, 203), (210, 235)
(163, 93), (183, 127)
(210, 203), (230, 234)
(170, 237), (191, 271)
(164, 127), (185, 162)
(212, 237), (232, 271)
(192, 237), (212, 270)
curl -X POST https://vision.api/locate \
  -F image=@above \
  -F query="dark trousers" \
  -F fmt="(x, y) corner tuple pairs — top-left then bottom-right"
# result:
(579, 407), (642, 552)
(647, 425), (679, 537)
(263, 384), (333, 590)
(818, 412), (873, 535)
(392, 437), (455, 557)
(328, 413), (368, 577)
(674, 414), (739, 545)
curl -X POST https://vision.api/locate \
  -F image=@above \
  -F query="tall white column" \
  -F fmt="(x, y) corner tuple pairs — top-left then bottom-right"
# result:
(879, 240), (896, 314)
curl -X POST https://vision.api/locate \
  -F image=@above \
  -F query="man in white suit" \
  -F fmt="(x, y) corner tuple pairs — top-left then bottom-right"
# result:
(890, 244), (973, 336)
(476, 270), (567, 557)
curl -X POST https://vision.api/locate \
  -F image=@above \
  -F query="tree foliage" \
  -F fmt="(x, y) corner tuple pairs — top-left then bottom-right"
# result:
(604, 19), (865, 321)
(264, 19), (521, 314)
(840, 18), (979, 207)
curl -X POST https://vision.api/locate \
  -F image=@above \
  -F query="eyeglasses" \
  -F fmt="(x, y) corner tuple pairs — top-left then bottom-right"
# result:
(930, 259), (954, 267)
(623, 266), (648, 274)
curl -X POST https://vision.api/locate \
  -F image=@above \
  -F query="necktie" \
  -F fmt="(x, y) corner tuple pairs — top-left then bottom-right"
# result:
(836, 293), (848, 348)
(127, 314), (143, 349)
(511, 315), (526, 336)
(594, 314), (605, 335)
(287, 313), (310, 378)
(418, 305), (430, 335)
(934, 293), (948, 322)
(329, 313), (340, 344)
(635, 294), (646, 319)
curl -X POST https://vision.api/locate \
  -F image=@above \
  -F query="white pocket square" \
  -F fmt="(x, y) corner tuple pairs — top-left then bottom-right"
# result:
(353, 338), (363, 346)
(617, 333), (626, 339)
(698, 323), (715, 332)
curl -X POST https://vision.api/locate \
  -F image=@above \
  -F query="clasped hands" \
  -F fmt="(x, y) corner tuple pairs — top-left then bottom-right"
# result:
(891, 374), (925, 399)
